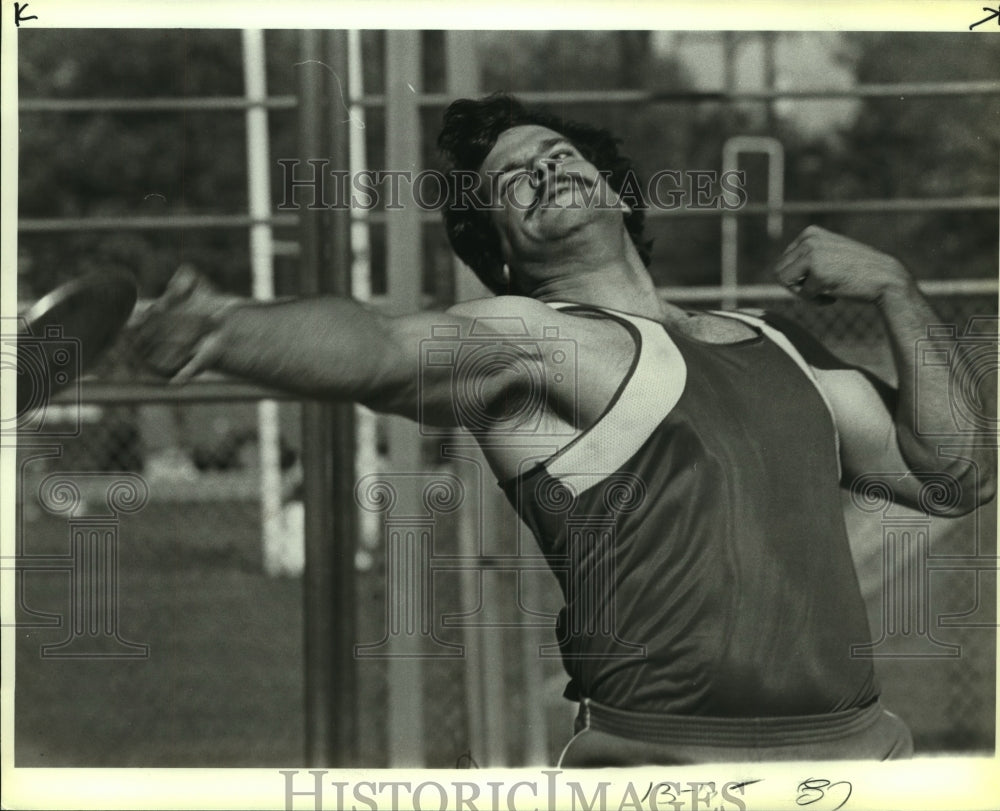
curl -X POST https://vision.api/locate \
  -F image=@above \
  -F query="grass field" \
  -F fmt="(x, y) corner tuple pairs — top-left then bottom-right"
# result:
(15, 529), (306, 767)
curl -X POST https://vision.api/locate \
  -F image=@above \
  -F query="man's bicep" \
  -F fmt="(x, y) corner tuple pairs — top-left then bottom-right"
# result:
(371, 299), (562, 427)
(361, 309), (482, 424)
(814, 366), (923, 508)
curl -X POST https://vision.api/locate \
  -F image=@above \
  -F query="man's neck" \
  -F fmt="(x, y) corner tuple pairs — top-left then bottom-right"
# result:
(534, 276), (659, 318)
(524, 253), (676, 323)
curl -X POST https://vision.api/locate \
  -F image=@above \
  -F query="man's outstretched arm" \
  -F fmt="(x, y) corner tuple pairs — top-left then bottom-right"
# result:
(137, 269), (404, 407)
(774, 226), (996, 516)
(134, 267), (595, 428)
(136, 268), (492, 422)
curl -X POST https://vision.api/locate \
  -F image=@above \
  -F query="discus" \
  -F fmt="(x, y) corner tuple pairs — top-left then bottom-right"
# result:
(16, 269), (138, 415)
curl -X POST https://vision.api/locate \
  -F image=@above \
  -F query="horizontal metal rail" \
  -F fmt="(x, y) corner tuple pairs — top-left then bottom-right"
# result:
(18, 214), (298, 232)
(414, 81), (1000, 106)
(19, 279), (997, 323)
(648, 196), (1000, 219)
(18, 293), (436, 318)
(17, 196), (998, 233)
(18, 95), (298, 113)
(659, 279), (999, 303)
(50, 379), (293, 405)
(19, 80), (1000, 114)
(357, 83), (1000, 108)
(80, 278), (1000, 321)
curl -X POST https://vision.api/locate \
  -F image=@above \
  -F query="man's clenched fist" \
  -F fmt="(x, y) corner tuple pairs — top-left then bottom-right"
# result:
(775, 226), (915, 305)
(135, 266), (245, 382)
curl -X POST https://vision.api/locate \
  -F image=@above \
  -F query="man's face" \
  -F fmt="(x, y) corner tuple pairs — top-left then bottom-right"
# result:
(477, 125), (625, 269)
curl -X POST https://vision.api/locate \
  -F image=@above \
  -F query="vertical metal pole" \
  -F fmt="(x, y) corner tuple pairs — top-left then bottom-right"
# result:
(324, 27), (359, 764)
(763, 32), (778, 133)
(720, 136), (784, 310)
(444, 30), (515, 767)
(297, 28), (335, 767)
(241, 29), (285, 577)
(446, 30), (490, 306)
(444, 32), (487, 762)
(347, 30), (381, 567)
(384, 28), (426, 767)
(297, 29), (358, 767)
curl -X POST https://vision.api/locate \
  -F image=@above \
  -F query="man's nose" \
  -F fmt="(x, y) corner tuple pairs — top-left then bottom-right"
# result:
(531, 157), (559, 186)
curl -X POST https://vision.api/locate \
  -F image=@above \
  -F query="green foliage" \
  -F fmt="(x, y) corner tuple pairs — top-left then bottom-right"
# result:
(19, 30), (272, 297)
(779, 33), (999, 281)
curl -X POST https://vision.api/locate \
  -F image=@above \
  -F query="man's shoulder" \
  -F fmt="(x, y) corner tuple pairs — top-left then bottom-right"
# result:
(445, 295), (621, 341)
(446, 295), (556, 320)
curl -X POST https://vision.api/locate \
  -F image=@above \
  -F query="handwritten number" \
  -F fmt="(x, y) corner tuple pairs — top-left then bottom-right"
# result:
(455, 750), (479, 769)
(796, 778), (853, 811)
(639, 784), (681, 806)
(970, 6), (1000, 29)
(14, 2), (38, 26)
(655, 784), (680, 806)
(797, 778), (827, 806)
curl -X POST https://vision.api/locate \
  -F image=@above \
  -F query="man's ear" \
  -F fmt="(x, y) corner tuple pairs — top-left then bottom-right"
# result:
(484, 259), (511, 294)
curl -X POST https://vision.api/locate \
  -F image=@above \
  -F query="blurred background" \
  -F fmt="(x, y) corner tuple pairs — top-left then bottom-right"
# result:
(12, 29), (998, 767)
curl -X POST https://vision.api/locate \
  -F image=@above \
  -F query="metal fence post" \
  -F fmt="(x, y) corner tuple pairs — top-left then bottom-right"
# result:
(383, 27), (426, 768)
(297, 28), (358, 767)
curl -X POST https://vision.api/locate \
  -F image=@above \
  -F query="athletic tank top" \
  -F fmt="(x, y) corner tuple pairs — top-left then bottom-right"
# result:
(501, 305), (878, 716)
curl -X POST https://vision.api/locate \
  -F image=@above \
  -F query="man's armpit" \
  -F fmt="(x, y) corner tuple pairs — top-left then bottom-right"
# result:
(761, 310), (898, 413)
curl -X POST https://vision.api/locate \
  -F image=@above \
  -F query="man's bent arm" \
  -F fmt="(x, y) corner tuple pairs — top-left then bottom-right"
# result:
(875, 279), (996, 508)
(775, 226), (996, 515)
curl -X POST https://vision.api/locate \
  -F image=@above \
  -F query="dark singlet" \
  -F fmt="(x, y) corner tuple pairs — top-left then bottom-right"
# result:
(501, 305), (878, 717)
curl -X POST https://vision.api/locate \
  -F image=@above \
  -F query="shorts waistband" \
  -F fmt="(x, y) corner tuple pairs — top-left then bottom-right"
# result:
(578, 698), (885, 748)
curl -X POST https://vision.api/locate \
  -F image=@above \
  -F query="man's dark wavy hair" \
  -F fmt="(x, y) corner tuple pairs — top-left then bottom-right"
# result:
(437, 93), (652, 294)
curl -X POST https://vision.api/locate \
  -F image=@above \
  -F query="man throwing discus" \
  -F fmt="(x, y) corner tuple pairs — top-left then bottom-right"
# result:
(137, 94), (996, 766)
